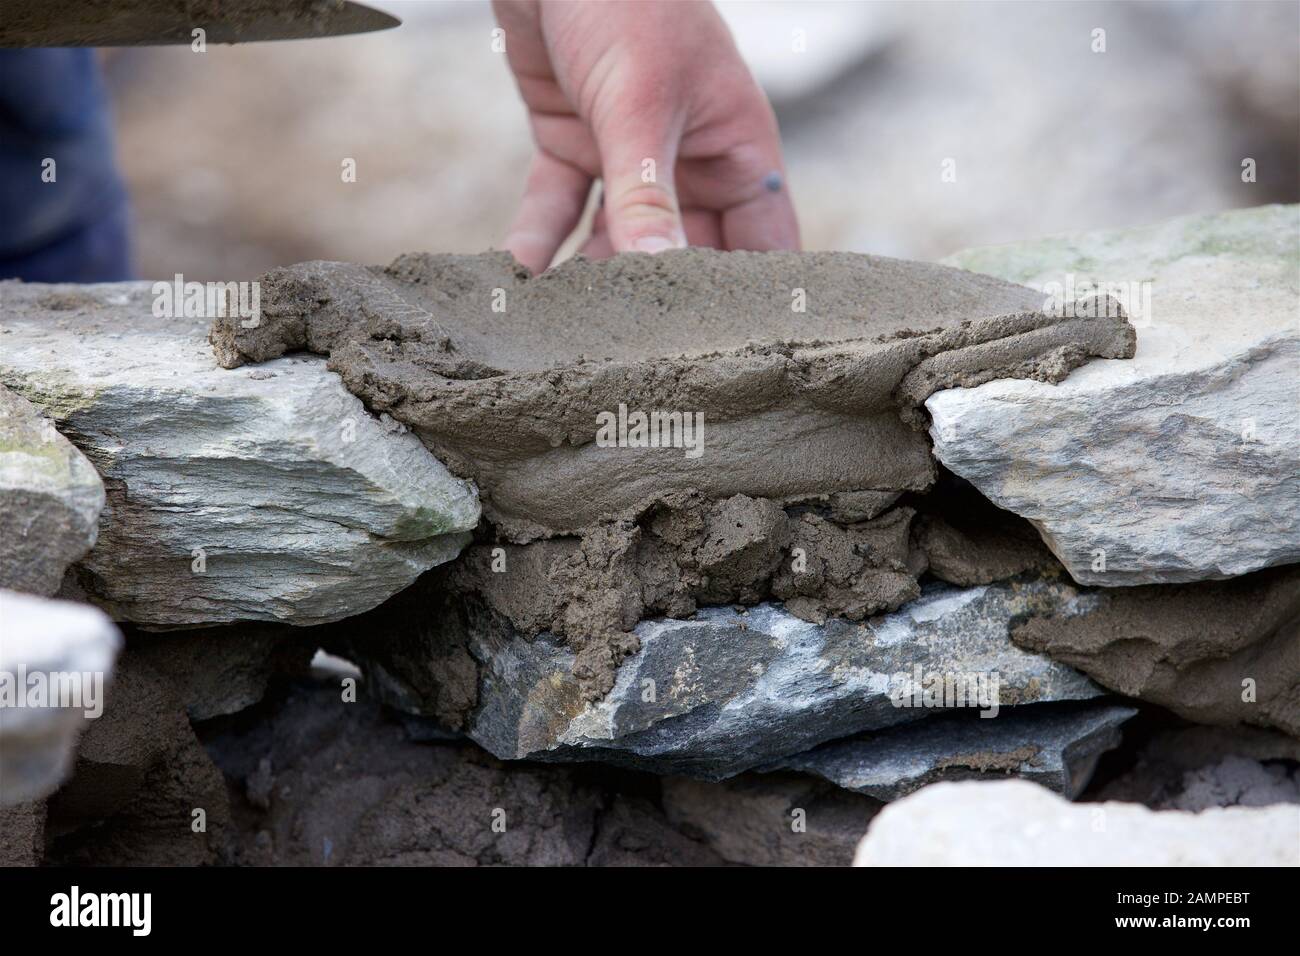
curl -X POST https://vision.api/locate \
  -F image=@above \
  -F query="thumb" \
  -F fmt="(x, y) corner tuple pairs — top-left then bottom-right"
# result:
(595, 113), (686, 254)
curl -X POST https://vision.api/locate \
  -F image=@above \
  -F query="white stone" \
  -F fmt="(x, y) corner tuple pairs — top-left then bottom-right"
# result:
(929, 205), (1300, 585)
(0, 589), (121, 805)
(0, 281), (480, 626)
(853, 778), (1300, 866)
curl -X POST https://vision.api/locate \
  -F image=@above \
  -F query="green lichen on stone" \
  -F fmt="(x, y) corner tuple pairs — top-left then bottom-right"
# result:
(0, 370), (98, 423)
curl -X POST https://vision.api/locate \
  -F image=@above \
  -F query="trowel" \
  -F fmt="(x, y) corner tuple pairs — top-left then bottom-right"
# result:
(0, 0), (400, 47)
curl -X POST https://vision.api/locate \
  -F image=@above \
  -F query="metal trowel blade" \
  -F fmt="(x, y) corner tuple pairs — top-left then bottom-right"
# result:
(0, 0), (401, 48)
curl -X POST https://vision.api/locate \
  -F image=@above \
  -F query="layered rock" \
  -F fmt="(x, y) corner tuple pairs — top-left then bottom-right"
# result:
(0, 385), (103, 595)
(853, 779), (1300, 866)
(342, 579), (1104, 778)
(0, 281), (480, 627)
(929, 205), (1300, 585)
(0, 590), (120, 805)
(772, 702), (1137, 801)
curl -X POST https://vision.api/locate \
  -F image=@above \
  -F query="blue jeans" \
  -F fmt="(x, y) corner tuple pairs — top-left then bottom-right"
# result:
(0, 49), (132, 282)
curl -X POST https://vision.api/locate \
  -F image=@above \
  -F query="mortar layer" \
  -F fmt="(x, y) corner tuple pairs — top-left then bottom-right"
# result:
(211, 249), (1135, 540)
(212, 249), (1134, 696)
(451, 493), (926, 696)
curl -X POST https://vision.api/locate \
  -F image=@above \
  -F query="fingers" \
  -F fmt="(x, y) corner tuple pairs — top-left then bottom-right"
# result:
(582, 205), (719, 260)
(721, 169), (801, 252)
(504, 151), (592, 273)
(594, 105), (687, 255)
(683, 208), (724, 248)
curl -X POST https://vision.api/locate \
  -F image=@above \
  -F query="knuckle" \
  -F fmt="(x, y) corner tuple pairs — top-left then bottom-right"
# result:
(611, 182), (677, 217)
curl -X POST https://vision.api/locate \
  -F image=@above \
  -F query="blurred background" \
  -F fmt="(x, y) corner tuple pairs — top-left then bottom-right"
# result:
(100, 0), (1300, 281)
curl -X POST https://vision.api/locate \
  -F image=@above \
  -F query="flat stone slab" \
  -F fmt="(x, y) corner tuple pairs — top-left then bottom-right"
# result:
(930, 205), (1300, 585)
(853, 778), (1300, 866)
(0, 385), (103, 596)
(0, 281), (480, 626)
(389, 580), (1105, 779)
(0, 589), (121, 806)
(771, 702), (1137, 801)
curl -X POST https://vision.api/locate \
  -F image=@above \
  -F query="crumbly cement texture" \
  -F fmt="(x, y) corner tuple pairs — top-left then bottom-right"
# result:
(212, 249), (1135, 698)
(451, 493), (925, 697)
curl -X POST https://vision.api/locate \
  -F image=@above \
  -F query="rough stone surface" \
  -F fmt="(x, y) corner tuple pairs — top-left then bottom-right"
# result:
(27, 671), (886, 867)
(854, 779), (1300, 866)
(1166, 756), (1300, 812)
(0, 385), (104, 596)
(347, 580), (1103, 778)
(772, 702), (1137, 801)
(1099, 723), (1300, 809)
(128, 625), (314, 721)
(211, 249), (1134, 541)
(660, 773), (879, 867)
(198, 681), (728, 867)
(0, 589), (120, 806)
(930, 205), (1300, 585)
(1011, 564), (1300, 737)
(0, 800), (45, 865)
(0, 281), (480, 627)
(212, 682), (893, 868)
(44, 649), (230, 865)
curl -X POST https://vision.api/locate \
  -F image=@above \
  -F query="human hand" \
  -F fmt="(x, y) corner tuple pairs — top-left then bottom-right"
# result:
(493, 0), (800, 273)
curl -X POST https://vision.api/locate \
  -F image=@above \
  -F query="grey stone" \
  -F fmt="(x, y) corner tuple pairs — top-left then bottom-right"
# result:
(853, 779), (1300, 866)
(0, 385), (103, 596)
(450, 580), (1104, 778)
(772, 702), (1137, 801)
(0, 281), (480, 626)
(929, 205), (1300, 585)
(0, 589), (120, 805)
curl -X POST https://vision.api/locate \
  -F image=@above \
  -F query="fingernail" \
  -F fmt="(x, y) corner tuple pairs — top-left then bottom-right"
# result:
(632, 236), (680, 254)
